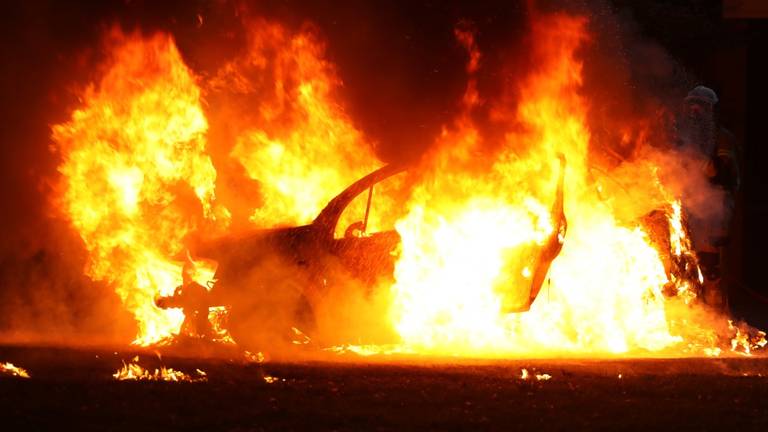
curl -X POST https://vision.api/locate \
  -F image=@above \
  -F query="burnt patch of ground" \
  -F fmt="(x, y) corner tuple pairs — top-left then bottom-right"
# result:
(0, 345), (766, 431)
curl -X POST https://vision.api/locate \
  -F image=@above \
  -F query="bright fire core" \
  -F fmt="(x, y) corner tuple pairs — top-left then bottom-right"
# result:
(52, 13), (764, 356)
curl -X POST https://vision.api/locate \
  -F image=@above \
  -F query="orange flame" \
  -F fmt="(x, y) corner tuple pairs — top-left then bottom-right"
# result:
(213, 20), (379, 227)
(387, 15), (683, 355)
(53, 29), (221, 345)
(52, 14), (762, 357)
(53, 21), (376, 345)
(1, 362), (30, 378)
(113, 356), (207, 382)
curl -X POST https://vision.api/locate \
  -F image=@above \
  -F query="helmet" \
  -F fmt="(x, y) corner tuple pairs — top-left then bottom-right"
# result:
(685, 86), (718, 105)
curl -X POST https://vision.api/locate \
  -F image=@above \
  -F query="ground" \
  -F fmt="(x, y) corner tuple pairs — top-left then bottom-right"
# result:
(0, 345), (766, 431)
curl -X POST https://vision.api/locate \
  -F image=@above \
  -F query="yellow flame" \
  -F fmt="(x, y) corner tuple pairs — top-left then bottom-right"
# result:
(217, 20), (380, 227)
(53, 30), (220, 345)
(113, 356), (206, 382)
(387, 15), (681, 356)
(52, 15), (763, 358)
(1, 362), (30, 378)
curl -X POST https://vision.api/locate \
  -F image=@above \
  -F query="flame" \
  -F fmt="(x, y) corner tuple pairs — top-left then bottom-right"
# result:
(729, 321), (768, 356)
(53, 29), (220, 345)
(244, 350), (266, 364)
(208, 306), (237, 344)
(327, 343), (413, 357)
(263, 375), (283, 384)
(387, 15), (684, 355)
(113, 356), (206, 382)
(291, 327), (312, 345)
(1, 362), (30, 378)
(51, 14), (763, 357)
(520, 369), (552, 381)
(666, 199), (703, 304)
(213, 20), (379, 227)
(53, 21), (374, 345)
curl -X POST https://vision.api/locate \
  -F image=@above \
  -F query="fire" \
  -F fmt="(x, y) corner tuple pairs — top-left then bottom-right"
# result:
(665, 199), (704, 304)
(386, 15), (681, 355)
(520, 369), (552, 381)
(729, 321), (768, 356)
(263, 375), (283, 384)
(53, 21), (373, 345)
(51, 12), (763, 357)
(1, 362), (30, 378)
(113, 356), (207, 382)
(207, 306), (237, 345)
(211, 19), (379, 228)
(244, 350), (266, 364)
(53, 29), (220, 345)
(383, 14), (767, 357)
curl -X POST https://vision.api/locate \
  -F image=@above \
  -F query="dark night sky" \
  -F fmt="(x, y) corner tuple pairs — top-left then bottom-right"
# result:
(0, 0), (766, 338)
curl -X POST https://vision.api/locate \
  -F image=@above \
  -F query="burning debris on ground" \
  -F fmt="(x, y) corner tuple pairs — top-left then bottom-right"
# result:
(0, 362), (30, 379)
(1, 0), (768, 429)
(112, 355), (208, 382)
(0, 344), (767, 430)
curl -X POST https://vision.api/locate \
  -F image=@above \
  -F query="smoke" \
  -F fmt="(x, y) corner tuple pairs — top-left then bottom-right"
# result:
(0, 2), (140, 345)
(572, 1), (733, 253)
(0, 228), (136, 345)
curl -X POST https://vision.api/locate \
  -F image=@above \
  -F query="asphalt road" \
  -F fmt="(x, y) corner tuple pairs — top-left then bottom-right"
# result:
(0, 345), (766, 431)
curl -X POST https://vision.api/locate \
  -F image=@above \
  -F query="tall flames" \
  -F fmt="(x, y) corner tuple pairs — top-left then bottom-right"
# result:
(52, 13), (762, 356)
(52, 31), (219, 345)
(53, 22), (375, 345)
(389, 15), (678, 355)
(212, 20), (380, 227)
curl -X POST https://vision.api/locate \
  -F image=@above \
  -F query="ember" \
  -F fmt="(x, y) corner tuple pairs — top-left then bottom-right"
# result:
(1, 362), (30, 378)
(263, 375), (283, 384)
(244, 350), (266, 364)
(113, 356), (207, 382)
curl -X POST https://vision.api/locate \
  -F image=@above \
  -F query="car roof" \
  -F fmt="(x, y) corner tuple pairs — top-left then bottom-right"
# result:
(312, 164), (407, 240)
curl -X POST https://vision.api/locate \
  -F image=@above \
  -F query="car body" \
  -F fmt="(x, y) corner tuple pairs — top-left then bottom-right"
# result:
(170, 162), (566, 349)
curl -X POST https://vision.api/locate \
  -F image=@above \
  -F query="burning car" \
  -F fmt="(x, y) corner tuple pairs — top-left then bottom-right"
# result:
(157, 158), (567, 350)
(52, 11), (766, 357)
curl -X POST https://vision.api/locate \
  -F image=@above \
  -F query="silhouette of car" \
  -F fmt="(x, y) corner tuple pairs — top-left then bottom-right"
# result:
(160, 161), (566, 349)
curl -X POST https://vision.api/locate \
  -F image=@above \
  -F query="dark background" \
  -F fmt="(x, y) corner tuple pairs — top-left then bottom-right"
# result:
(0, 0), (766, 340)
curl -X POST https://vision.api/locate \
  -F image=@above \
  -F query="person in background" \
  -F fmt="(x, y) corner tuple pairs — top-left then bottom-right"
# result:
(676, 85), (740, 309)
